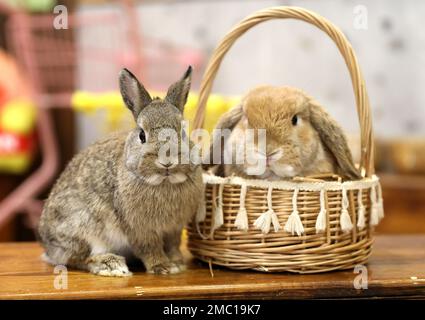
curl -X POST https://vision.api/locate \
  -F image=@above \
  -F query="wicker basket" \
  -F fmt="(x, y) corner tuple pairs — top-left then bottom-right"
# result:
(187, 6), (384, 273)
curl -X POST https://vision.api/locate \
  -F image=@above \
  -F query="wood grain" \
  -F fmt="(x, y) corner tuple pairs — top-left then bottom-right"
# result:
(0, 235), (424, 299)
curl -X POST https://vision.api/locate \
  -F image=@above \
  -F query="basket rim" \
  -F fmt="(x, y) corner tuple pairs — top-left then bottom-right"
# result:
(202, 173), (380, 191)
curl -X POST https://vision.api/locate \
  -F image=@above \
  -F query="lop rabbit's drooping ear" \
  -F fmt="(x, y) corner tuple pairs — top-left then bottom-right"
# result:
(309, 100), (361, 180)
(119, 68), (152, 119)
(165, 66), (192, 112)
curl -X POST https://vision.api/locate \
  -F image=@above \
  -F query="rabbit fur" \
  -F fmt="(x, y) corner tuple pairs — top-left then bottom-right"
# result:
(38, 67), (203, 276)
(204, 85), (361, 180)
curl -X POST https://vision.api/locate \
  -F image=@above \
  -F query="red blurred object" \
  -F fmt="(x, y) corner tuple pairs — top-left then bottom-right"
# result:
(0, 131), (33, 154)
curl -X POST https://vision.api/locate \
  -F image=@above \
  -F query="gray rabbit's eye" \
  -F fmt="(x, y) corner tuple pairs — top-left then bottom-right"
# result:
(291, 115), (298, 126)
(139, 129), (146, 143)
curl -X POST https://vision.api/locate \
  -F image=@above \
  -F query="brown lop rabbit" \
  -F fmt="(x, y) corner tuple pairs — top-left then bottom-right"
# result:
(205, 85), (361, 180)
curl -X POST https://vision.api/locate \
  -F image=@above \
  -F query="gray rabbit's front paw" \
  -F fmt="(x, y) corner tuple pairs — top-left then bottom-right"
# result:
(172, 260), (187, 272)
(87, 253), (132, 277)
(168, 255), (186, 272)
(166, 248), (186, 272)
(147, 262), (181, 275)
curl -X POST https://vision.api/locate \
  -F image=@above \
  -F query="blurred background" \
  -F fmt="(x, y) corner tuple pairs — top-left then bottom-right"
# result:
(0, 0), (424, 241)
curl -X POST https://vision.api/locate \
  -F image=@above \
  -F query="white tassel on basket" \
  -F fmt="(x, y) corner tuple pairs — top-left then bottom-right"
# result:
(234, 183), (249, 231)
(340, 186), (353, 232)
(376, 183), (385, 221)
(370, 183), (384, 226)
(315, 188), (327, 233)
(194, 184), (212, 240)
(284, 188), (304, 236)
(357, 188), (366, 229)
(213, 184), (224, 230)
(254, 185), (281, 234)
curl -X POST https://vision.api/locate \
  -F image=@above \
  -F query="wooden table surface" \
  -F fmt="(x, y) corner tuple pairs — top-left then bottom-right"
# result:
(0, 235), (424, 299)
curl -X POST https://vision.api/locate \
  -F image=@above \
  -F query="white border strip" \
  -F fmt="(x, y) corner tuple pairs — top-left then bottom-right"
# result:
(202, 173), (380, 191)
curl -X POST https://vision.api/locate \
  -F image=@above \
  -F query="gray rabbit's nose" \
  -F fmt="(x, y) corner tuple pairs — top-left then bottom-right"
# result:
(161, 162), (172, 168)
(155, 158), (178, 169)
(158, 161), (175, 169)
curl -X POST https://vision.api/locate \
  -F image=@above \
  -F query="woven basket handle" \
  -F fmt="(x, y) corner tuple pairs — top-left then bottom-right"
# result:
(193, 6), (375, 177)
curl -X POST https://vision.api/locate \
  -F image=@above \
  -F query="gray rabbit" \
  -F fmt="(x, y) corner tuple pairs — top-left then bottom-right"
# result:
(38, 67), (203, 276)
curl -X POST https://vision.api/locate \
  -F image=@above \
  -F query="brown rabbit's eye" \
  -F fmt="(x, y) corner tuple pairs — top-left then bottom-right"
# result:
(139, 129), (146, 143)
(292, 115), (298, 126)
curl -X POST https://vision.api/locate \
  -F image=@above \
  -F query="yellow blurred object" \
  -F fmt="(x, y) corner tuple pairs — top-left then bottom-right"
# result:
(71, 91), (238, 133)
(0, 153), (32, 174)
(97, 91), (125, 110)
(203, 94), (227, 133)
(71, 91), (101, 114)
(72, 91), (127, 130)
(185, 93), (235, 133)
(1, 100), (37, 135)
(183, 93), (198, 125)
(181, 228), (188, 242)
(100, 92), (127, 129)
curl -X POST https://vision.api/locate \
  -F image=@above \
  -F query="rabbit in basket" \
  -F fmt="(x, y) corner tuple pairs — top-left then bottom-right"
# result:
(38, 67), (204, 276)
(204, 85), (360, 181)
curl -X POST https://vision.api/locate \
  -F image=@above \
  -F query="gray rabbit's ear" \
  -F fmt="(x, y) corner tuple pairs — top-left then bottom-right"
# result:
(119, 68), (152, 119)
(203, 104), (244, 170)
(165, 66), (192, 112)
(309, 100), (361, 180)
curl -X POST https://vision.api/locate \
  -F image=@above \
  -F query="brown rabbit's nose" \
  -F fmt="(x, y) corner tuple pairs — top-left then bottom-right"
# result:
(266, 150), (283, 166)
(266, 157), (275, 166)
